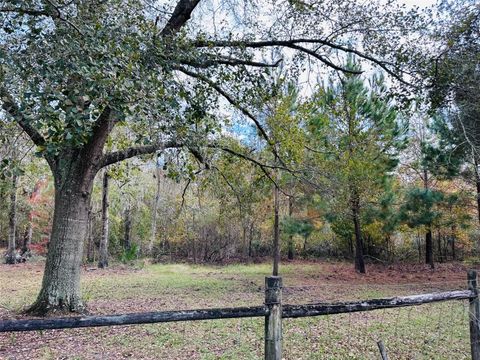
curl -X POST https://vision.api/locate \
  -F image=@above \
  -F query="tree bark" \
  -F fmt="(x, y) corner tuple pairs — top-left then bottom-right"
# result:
(98, 171), (110, 268)
(28, 167), (93, 315)
(248, 222), (253, 258)
(272, 181), (280, 276)
(287, 196), (294, 261)
(5, 173), (18, 265)
(86, 206), (94, 263)
(425, 226), (434, 269)
(474, 158), (480, 251)
(149, 167), (161, 255)
(423, 168), (434, 269)
(451, 225), (456, 260)
(124, 206), (132, 251)
(352, 195), (365, 274)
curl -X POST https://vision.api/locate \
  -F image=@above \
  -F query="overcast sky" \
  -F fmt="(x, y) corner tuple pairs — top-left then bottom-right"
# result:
(401, 0), (437, 8)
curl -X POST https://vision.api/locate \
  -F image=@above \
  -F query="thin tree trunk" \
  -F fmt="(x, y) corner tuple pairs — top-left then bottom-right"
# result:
(5, 173), (18, 265)
(437, 229), (442, 263)
(417, 232), (422, 261)
(22, 179), (45, 256)
(423, 168), (434, 269)
(149, 167), (161, 255)
(349, 235), (354, 257)
(124, 206), (132, 251)
(272, 180), (280, 276)
(474, 158), (480, 252)
(248, 222), (253, 258)
(98, 171), (110, 268)
(352, 199), (365, 274)
(21, 225), (30, 257)
(86, 206), (94, 263)
(452, 225), (456, 260)
(287, 196), (294, 261)
(425, 226), (434, 269)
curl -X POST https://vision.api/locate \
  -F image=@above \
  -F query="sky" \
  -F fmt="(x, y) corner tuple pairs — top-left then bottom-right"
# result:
(401, 0), (438, 8)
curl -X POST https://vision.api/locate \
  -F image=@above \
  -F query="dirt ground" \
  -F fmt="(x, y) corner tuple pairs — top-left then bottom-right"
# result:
(0, 260), (476, 359)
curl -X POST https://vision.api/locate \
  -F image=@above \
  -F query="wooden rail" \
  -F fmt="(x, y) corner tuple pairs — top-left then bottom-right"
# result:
(282, 290), (474, 318)
(0, 290), (473, 333)
(0, 306), (267, 332)
(1, 272), (478, 360)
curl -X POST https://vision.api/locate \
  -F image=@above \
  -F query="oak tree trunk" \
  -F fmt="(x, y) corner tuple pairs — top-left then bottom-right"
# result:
(27, 147), (100, 315)
(98, 171), (110, 268)
(28, 169), (93, 315)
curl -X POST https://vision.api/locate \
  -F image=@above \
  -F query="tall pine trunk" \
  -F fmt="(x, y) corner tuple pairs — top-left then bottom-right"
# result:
(5, 173), (18, 264)
(98, 171), (110, 268)
(352, 199), (365, 274)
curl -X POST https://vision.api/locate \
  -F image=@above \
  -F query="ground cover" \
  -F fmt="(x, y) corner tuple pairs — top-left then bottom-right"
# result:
(0, 260), (473, 359)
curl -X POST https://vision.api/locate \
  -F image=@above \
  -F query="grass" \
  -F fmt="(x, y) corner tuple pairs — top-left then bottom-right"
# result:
(0, 260), (473, 359)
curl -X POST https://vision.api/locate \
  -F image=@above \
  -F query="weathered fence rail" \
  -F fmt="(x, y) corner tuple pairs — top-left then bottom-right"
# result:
(1, 270), (479, 360)
(282, 289), (474, 318)
(0, 306), (268, 332)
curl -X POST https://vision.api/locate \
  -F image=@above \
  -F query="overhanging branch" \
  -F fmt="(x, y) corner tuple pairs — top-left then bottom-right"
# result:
(173, 66), (272, 146)
(193, 38), (411, 85)
(1, 4), (83, 35)
(0, 85), (46, 147)
(99, 141), (183, 168)
(180, 57), (283, 69)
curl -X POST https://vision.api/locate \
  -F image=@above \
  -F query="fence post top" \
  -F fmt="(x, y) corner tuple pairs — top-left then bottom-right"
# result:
(265, 276), (282, 288)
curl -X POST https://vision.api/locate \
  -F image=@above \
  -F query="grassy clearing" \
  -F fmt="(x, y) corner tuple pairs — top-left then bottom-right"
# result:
(0, 260), (473, 359)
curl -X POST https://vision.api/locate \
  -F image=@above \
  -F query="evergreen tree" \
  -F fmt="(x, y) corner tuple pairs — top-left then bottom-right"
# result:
(307, 59), (406, 273)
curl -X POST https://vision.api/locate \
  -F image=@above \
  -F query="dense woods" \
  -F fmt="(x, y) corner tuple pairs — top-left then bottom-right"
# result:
(0, 0), (479, 317)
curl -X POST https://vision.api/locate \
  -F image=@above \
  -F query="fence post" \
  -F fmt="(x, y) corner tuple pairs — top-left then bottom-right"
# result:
(265, 276), (282, 360)
(468, 270), (480, 360)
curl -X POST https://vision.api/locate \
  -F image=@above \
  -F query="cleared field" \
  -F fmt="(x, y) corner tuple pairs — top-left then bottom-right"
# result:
(0, 260), (474, 359)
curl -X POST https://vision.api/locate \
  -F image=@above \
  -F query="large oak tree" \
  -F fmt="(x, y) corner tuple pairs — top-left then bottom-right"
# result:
(1, 0), (421, 314)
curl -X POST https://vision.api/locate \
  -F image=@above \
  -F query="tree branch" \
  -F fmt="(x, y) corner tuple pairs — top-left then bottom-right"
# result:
(84, 106), (115, 170)
(160, 0), (201, 37)
(99, 141), (183, 168)
(193, 38), (411, 85)
(0, 85), (46, 147)
(180, 57), (283, 69)
(173, 65), (272, 146)
(0, 4), (83, 35)
(208, 144), (286, 187)
(0, 7), (51, 17)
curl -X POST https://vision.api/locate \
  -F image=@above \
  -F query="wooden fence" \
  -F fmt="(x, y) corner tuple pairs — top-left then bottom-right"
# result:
(1, 270), (479, 359)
